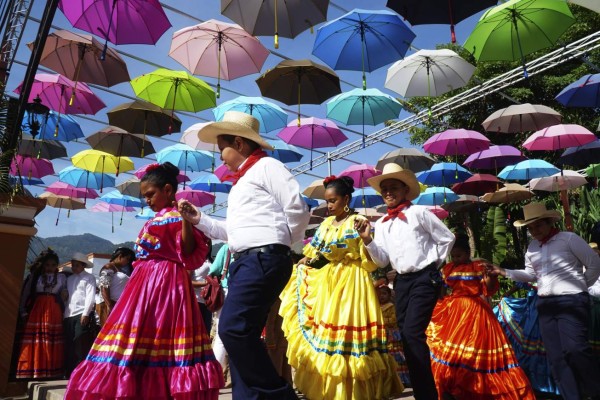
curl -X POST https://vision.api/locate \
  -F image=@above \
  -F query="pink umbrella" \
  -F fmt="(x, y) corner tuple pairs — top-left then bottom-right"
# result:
(91, 201), (136, 233)
(134, 164), (190, 183)
(169, 20), (269, 98)
(47, 181), (99, 204)
(14, 73), (105, 115)
(423, 128), (490, 156)
(10, 155), (54, 179)
(523, 124), (597, 151)
(339, 164), (381, 188)
(277, 117), (347, 169)
(175, 188), (216, 207)
(426, 206), (449, 220)
(214, 164), (235, 183)
(463, 145), (527, 171)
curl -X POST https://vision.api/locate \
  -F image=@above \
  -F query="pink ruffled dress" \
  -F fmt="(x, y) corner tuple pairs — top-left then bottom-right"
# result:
(65, 207), (223, 399)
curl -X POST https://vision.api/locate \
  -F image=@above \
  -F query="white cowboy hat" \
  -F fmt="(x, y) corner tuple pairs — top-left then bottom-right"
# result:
(197, 111), (274, 150)
(513, 202), (562, 227)
(367, 163), (420, 201)
(71, 252), (92, 268)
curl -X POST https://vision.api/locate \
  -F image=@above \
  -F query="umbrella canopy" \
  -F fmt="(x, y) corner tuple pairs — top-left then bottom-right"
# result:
(413, 186), (459, 206)
(354, 207), (384, 222)
(376, 148), (436, 173)
(86, 126), (156, 159)
(529, 170), (588, 191)
(311, 202), (329, 217)
(175, 188), (216, 207)
(180, 122), (216, 152)
(169, 19), (269, 98)
(10, 155), (54, 179)
(115, 177), (143, 198)
(18, 135), (67, 159)
(452, 173), (503, 196)
(416, 162), (472, 186)
(312, 9), (415, 89)
(213, 96), (288, 133)
(22, 110), (84, 142)
(349, 188), (384, 208)
(72, 149), (134, 176)
(558, 139), (600, 167)
(107, 99), (182, 137)
(441, 194), (486, 213)
(59, 166), (116, 191)
(135, 208), (156, 220)
(302, 179), (327, 200)
(522, 124), (597, 151)
(463, 0), (575, 77)
(213, 164), (235, 183)
(423, 128), (490, 156)
(29, 29), (129, 87)
(188, 173), (232, 193)
(463, 145), (527, 170)
(481, 183), (534, 204)
(481, 103), (562, 133)
(14, 73), (105, 115)
(134, 164), (190, 183)
(555, 73), (600, 108)
(100, 191), (144, 208)
(427, 206), (449, 220)
(221, 0), (329, 47)
(91, 202), (136, 213)
(47, 181), (98, 204)
(256, 59), (341, 124)
(9, 175), (44, 186)
(339, 164), (382, 188)
(568, 0), (600, 12)
(39, 192), (86, 225)
(385, 49), (475, 97)
(156, 144), (214, 174)
(497, 159), (560, 181)
(301, 195), (319, 209)
(265, 139), (303, 164)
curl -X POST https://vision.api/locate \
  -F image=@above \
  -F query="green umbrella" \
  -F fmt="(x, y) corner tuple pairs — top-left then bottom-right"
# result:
(463, 0), (574, 77)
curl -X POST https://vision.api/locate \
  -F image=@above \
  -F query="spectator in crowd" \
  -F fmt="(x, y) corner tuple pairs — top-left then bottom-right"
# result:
(96, 247), (135, 326)
(191, 239), (214, 332)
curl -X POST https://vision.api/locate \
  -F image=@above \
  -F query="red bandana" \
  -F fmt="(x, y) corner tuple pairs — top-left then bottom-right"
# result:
(231, 149), (267, 185)
(539, 227), (560, 246)
(382, 201), (412, 223)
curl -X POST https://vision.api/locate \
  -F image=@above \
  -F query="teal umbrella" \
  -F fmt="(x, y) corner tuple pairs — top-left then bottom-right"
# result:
(326, 88), (402, 147)
(463, 0), (574, 77)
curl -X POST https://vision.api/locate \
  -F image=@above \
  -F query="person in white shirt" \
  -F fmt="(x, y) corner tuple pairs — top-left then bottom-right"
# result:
(178, 111), (309, 400)
(63, 252), (96, 377)
(489, 203), (600, 400)
(355, 163), (455, 400)
(190, 240), (213, 332)
(97, 247), (135, 326)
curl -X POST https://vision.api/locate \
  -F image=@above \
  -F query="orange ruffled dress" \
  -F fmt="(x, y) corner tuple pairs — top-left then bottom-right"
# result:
(427, 261), (535, 400)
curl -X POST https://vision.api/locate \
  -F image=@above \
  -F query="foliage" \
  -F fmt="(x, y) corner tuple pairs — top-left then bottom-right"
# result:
(492, 206), (507, 265)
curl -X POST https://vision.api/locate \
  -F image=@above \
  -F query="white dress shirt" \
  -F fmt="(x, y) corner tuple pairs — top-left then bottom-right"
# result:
(192, 260), (211, 303)
(589, 278), (600, 297)
(365, 205), (455, 274)
(197, 157), (309, 252)
(506, 232), (600, 297)
(64, 270), (96, 318)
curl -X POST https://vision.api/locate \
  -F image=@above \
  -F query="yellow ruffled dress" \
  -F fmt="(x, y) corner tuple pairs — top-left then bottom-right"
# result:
(279, 214), (404, 400)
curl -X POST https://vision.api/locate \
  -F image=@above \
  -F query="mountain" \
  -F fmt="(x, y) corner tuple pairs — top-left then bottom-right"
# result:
(29, 233), (136, 264)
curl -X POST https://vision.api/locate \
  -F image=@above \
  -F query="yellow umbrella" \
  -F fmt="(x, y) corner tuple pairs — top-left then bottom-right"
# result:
(39, 192), (85, 225)
(71, 149), (134, 177)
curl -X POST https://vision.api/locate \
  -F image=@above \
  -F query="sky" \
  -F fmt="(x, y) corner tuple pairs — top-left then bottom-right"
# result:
(7, 0), (490, 243)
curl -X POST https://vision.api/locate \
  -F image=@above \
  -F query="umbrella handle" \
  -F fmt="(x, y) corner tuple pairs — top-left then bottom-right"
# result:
(274, 0), (279, 49)
(217, 34), (223, 99)
(360, 24), (367, 90)
(100, 0), (118, 61)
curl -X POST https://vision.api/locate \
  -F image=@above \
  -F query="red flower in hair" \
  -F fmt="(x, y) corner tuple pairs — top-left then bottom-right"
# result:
(145, 163), (161, 173)
(323, 175), (337, 186)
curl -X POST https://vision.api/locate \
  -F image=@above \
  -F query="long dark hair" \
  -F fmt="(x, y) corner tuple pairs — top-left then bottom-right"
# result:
(141, 162), (179, 192)
(26, 248), (59, 303)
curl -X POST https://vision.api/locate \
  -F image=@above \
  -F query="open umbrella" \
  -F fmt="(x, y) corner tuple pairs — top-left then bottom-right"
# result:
(522, 124), (597, 151)
(221, 0), (329, 48)
(47, 181), (98, 204)
(265, 139), (303, 164)
(423, 128), (490, 156)
(107, 100), (182, 139)
(213, 96), (288, 133)
(452, 174), (503, 196)
(22, 110), (84, 141)
(376, 148), (436, 173)
(463, 0), (575, 77)
(9, 175), (44, 186)
(71, 149), (134, 180)
(99, 191), (144, 227)
(326, 88), (402, 146)
(18, 135), (67, 160)
(463, 145), (527, 171)
(213, 164), (235, 183)
(175, 188), (216, 208)
(156, 144), (214, 176)
(313, 9), (415, 89)
(555, 73), (600, 108)
(91, 202), (136, 233)
(115, 177), (143, 198)
(302, 179), (327, 200)
(86, 126), (156, 159)
(339, 164), (382, 188)
(39, 192), (86, 225)
(349, 188), (384, 208)
(416, 162), (472, 186)
(558, 139), (600, 167)
(301, 195), (319, 210)
(180, 122), (216, 152)
(413, 186), (459, 206)
(441, 194), (486, 213)
(59, 166), (116, 192)
(188, 173), (232, 193)
(10, 155), (54, 179)
(427, 206), (449, 220)
(354, 207), (384, 222)
(256, 59), (341, 125)
(135, 208), (156, 220)
(529, 170), (587, 191)
(134, 164), (190, 183)
(169, 20), (269, 98)
(481, 103), (562, 133)
(498, 159), (560, 181)
(481, 183), (534, 204)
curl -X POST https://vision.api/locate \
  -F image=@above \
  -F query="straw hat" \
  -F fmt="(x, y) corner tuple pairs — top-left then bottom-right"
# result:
(513, 202), (562, 227)
(197, 111), (274, 150)
(71, 252), (92, 268)
(367, 163), (420, 201)
(590, 242), (598, 250)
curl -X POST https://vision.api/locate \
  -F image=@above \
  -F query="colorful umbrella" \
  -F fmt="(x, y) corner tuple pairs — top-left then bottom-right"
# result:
(188, 173), (232, 193)
(559, 139), (600, 167)
(522, 124), (597, 151)
(135, 208), (156, 220)
(413, 186), (459, 206)
(22, 110), (84, 141)
(9, 175), (44, 186)
(452, 174), (503, 196)
(427, 206), (449, 220)
(256, 59), (341, 125)
(72, 149), (134, 178)
(302, 179), (327, 200)
(107, 100), (182, 138)
(416, 162), (472, 186)
(169, 20), (269, 98)
(213, 96), (288, 133)
(100, 190), (144, 208)
(10, 155), (54, 179)
(265, 139), (303, 164)
(85, 126), (156, 158)
(134, 164), (190, 183)
(441, 194), (486, 213)
(555, 73), (600, 108)
(348, 187), (384, 208)
(115, 177), (143, 198)
(175, 188), (216, 208)
(326, 88), (402, 146)
(463, 0), (575, 77)
(529, 170), (588, 191)
(213, 164), (235, 183)
(156, 144), (214, 177)
(301, 195), (319, 209)
(481, 103), (562, 133)
(91, 202), (136, 233)
(313, 9), (415, 89)
(385, 49), (475, 97)
(39, 192), (86, 225)
(423, 128), (490, 156)
(463, 145), (527, 170)
(498, 159), (560, 181)
(59, 166), (116, 191)
(339, 164), (382, 188)
(221, 0), (329, 48)
(180, 122), (216, 152)
(481, 183), (534, 204)
(354, 207), (384, 222)
(47, 181), (99, 203)
(376, 148), (436, 173)
(18, 135), (67, 160)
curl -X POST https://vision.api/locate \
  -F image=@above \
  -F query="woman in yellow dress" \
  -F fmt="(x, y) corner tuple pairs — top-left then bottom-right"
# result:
(279, 175), (403, 400)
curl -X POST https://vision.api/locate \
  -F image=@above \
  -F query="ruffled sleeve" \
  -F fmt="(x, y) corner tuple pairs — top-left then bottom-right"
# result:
(176, 225), (210, 270)
(98, 268), (114, 289)
(303, 220), (330, 259)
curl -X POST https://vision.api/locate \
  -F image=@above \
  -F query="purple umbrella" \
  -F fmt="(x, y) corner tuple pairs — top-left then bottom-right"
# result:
(463, 145), (527, 171)
(423, 128), (490, 156)
(523, 124), (597, 151)
(175, 188), (215, 208)
(277, 117), (347, 169)
(10, 155), (54, 179)
(339, 164), (382, 188)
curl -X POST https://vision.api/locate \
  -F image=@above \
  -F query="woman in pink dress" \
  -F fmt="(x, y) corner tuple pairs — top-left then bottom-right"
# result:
(65, 162), (223, 399)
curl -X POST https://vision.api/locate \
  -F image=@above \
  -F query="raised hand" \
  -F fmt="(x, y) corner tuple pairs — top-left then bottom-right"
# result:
(177, 199), (201, 225)
(354, 217), (373, 245)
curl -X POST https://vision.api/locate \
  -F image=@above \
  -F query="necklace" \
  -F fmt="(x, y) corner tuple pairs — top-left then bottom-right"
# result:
(41, 272), (57, 292)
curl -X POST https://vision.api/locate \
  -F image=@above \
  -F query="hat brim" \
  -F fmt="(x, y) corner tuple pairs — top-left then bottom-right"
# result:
(367, 171), (420, 201)
(513, 210), (562, 227)
(198, 121), (274, 150)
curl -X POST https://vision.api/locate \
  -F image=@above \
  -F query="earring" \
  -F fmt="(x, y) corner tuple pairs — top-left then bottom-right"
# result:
(344, 205), (350, 213)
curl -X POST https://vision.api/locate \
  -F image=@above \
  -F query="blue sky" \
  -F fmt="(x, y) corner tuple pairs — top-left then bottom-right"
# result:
(8, 0), (489, 243)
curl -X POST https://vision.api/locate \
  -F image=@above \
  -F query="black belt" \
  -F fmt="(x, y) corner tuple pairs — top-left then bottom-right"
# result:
(232, 244), (291, 260)
(397, 262), (438, 278)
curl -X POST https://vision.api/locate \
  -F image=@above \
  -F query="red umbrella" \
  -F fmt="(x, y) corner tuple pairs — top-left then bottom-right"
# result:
(175, 188), (216, 207)
(10, 155), (54, 179)
(339, 164), (381, 188)
(426, 206), (449, 220)
(451, 174), (503, 196)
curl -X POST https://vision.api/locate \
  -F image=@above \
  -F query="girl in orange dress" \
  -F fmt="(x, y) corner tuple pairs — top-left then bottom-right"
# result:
(427, 235), (535, 400)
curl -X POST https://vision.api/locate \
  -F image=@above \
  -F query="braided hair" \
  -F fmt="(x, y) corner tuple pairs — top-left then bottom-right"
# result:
(141, 162), (179, 192)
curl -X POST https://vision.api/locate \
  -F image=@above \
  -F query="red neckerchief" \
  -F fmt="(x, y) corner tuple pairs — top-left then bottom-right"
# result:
(382, 201), (412, 223)
(231, 149), (267, 185)
(539, 227), (560, 246)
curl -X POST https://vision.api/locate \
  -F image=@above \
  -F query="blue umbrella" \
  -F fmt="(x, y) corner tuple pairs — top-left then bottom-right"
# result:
(135, 208), (156, 220)
(100, 191), (144, 208)
(414, 186), (459, 206)
(156, 143), (214, 177)
(555, 73), (600, 108)
(313, 9), (415, 89)
(59, 166), (116, 191)
(9, 175), (44, 186)
(349, 187), (384, 208)
(188, 173), (232, 193)
(266, 139), (303, 164)
(558, 139), (600, 167)
(22, 110), (84, 142)
(416, 162), (472, 186)
(327, 88), (402, 146)
(498, 159), (560, 181)
(301, 195), (319, 210)
(213, 96), (288, 133)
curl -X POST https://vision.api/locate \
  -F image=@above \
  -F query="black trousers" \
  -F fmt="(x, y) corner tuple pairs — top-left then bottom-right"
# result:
(537, 292), (600, 400)
(218, 252), (297, 400)
(394, 265), (441, 400)
(63, 314), (96, 377)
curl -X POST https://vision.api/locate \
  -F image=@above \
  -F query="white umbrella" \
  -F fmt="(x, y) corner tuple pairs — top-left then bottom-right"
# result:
(180, 122), (217, 152)
(384, 49), (475, 97)
(529, 170), (588, 192)
(481, 103), (562, 133)
(569, 0), (600, 13)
